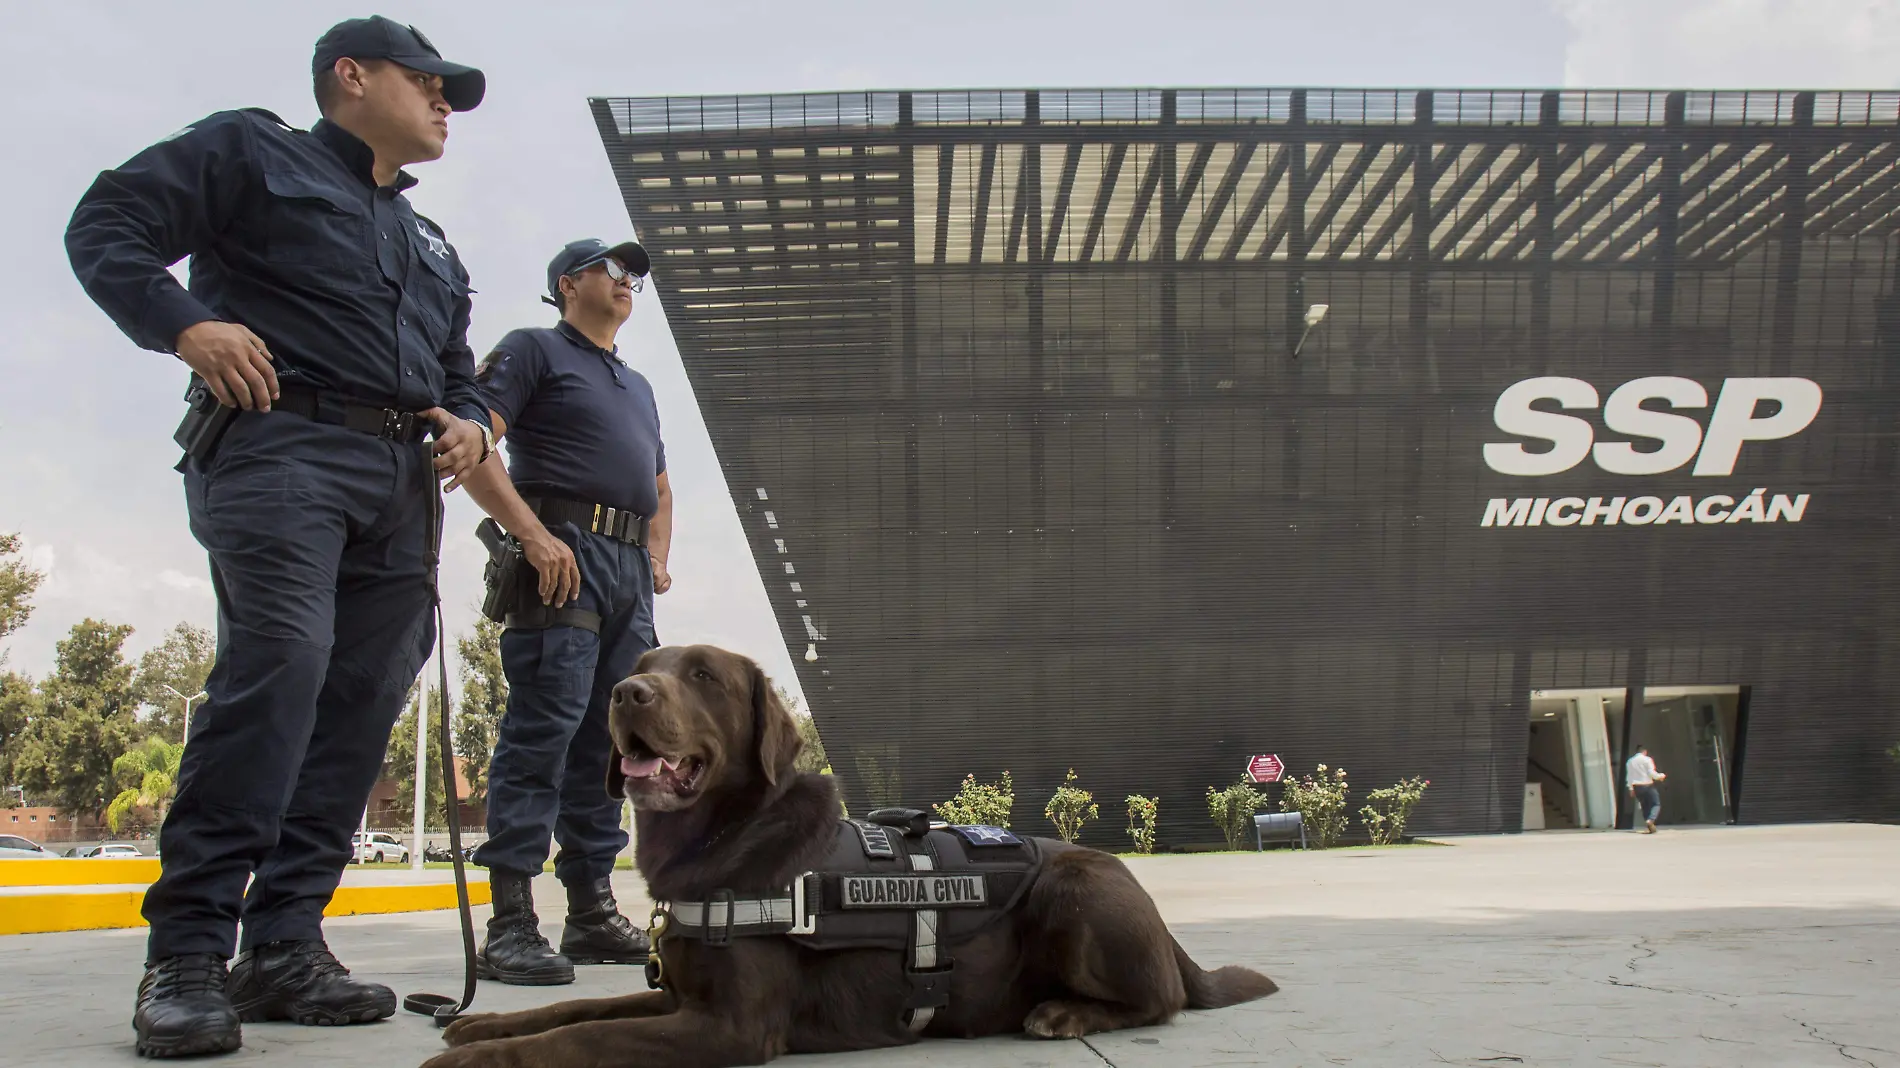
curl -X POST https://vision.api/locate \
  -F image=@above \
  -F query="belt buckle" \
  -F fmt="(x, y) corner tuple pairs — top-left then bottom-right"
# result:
(788, 872), (817, 935)
(380, 409), (410, 440)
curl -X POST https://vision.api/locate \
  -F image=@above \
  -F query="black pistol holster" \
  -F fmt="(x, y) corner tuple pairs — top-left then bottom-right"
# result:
(173, 375), (239, 463)
(475, 518), (601, 633)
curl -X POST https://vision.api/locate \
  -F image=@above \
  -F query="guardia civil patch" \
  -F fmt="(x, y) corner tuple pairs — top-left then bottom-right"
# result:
(950, 825), (1021, 847)
(839, 874), (988, 908)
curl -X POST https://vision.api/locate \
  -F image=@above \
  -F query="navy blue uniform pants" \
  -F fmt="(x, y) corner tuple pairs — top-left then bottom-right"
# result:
(473, 526), (656, 885)
(144, 412), (436, 961)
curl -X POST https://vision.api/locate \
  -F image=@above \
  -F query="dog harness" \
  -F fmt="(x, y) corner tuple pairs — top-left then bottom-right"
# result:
(648, 808), (1043, 1033)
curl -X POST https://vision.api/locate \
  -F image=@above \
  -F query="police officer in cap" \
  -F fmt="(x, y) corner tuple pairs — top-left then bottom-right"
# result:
(65, 15), (492, 1059)
(457, 238), (671, 984)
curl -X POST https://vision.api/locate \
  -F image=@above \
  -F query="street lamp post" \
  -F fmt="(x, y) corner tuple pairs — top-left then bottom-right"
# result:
(162, 685), (208, 744)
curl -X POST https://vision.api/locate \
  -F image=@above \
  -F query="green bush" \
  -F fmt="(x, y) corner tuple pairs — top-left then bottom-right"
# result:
(1359, 776), (1430, 845)
(1280, 764), (1350, 848)
(934, 770), (1015, 828)
(1125, 794), (1159, 854)
(1206, 779), (1265, 850)
(1044, 768), (1099, 843)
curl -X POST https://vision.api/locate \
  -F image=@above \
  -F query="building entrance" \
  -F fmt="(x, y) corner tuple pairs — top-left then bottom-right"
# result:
(1524, 687), (1745, 831)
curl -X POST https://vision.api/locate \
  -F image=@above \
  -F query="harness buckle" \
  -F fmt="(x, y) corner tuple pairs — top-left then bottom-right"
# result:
(905, 963), (955, 1010)
(703, 888), (736, 947)
(788, 872), (817, 935)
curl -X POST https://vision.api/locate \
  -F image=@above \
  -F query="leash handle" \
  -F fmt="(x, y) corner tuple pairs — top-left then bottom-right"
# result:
(404, 460), (479, 1026)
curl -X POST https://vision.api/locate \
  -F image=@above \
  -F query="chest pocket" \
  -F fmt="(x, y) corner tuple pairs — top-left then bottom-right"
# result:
(259, 168), (374, 283)
(407, 218), (468, 347)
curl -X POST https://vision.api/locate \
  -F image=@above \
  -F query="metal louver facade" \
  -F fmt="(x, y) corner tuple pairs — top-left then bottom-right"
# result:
(590, 88), (1900, 844)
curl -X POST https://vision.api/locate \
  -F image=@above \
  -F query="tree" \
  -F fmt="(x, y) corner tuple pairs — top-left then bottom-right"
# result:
(133, 623), (215, 742)
(384, 685), (447, 832)
(0, 532), (46, 659)
(107, 737), (183, 834)
(0, 671), (42, 807)
(454, 618), (506, 804)
(46, 619), (138, 716)
(14, 620), (141, 817)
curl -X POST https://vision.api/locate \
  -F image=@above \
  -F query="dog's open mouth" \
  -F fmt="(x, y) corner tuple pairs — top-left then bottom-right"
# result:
(620, 743), (705, 797)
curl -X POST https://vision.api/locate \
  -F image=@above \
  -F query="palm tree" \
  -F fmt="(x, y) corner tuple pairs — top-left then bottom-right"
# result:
(106, 737), (182, 834)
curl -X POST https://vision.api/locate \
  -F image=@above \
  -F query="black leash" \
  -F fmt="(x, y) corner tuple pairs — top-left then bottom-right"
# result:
(402, 459), (480, 1027)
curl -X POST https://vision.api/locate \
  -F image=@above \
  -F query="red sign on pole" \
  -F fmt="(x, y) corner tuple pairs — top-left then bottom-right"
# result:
(1247, 754), (1285, 783)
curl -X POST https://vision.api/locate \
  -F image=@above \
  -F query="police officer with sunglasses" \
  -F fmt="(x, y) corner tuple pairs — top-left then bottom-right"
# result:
(455, 239), (672, 985)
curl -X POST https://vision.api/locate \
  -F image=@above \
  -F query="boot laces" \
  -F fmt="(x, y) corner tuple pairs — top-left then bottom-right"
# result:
(285, 942), (350, 983)
(502, 911), (554, 947)
(151, 955), (227, 998)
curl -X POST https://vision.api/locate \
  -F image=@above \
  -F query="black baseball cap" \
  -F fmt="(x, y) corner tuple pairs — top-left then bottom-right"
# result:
(312, 16), (485, 112)
(543, 238), (652, 305)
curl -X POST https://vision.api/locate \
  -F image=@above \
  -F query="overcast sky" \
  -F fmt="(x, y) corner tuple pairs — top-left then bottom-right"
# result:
(2, 0), (1894, 706)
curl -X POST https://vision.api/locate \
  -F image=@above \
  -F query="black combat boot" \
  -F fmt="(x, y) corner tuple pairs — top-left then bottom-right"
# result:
(478, 870), (574, 985)
(560, 875), (651, 965)
(226, 940), (396, 1026)
(133, 954), (243, 1058)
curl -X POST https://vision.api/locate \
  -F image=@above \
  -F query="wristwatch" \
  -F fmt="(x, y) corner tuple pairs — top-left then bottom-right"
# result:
(477, 422), (495, 463)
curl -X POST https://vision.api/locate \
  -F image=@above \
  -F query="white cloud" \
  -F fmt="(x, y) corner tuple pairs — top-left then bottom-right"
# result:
(1558, 0), (1900, 87)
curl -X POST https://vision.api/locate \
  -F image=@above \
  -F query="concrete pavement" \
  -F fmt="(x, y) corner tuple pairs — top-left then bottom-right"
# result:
(2, 823), (1896, 1066)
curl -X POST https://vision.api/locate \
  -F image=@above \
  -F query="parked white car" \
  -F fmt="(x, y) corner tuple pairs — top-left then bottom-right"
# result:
(352, 832), (410, 864)
(0, 834), (56, 859)
(76, 843), (146, 858)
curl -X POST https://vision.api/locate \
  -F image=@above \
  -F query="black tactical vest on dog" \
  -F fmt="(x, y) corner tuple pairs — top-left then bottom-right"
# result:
(654, 809), (1044, 1033)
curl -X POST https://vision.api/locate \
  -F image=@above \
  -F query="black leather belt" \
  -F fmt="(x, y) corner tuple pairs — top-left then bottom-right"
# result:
(527, 495), (649, 547)
(274, 383), (430, 443)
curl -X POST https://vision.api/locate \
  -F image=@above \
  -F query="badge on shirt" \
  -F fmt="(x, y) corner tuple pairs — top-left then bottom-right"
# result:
(415, 219), (450, 260)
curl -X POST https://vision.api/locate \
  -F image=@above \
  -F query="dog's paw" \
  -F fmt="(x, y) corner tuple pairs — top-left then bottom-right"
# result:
(1024, 1000), (1092, 1040)
(442, 1014), (520, 1048)
(420, 1038), (522, 1068)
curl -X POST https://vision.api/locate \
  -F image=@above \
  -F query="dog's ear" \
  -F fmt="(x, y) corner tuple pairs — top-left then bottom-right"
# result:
(606, 739), (627, 801)
(751, 662), (803, 788)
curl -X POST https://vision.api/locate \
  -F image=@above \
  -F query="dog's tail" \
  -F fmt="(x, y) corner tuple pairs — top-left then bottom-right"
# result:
(1173, 936), (1278, 1009)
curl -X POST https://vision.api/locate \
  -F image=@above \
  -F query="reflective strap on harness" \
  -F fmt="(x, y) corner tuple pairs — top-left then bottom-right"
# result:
(904, 850), (940, 1034)
(670, 895), (798, 935)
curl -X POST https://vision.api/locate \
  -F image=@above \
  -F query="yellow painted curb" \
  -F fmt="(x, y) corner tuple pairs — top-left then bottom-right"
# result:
(0, 858), (163, 887)
(0, 881), (490, 937)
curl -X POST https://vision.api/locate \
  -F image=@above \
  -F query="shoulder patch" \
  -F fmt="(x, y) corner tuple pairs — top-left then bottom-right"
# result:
(950, 825), (1022, 847)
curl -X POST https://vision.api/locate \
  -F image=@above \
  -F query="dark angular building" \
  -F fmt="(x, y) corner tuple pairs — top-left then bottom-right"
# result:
(589, 88), (1900, 845)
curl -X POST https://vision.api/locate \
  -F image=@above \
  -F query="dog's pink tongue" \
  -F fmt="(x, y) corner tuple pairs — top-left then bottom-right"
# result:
(621, 755), (665, 779)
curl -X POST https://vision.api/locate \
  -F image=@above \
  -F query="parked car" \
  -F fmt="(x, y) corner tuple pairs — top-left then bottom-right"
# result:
(0, 834), (56, 859)
(76, 843), (146, 858)
(352, 832), (410, 864)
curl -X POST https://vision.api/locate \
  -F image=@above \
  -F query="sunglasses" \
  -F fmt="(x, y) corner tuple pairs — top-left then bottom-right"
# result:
(570, 258), (645, 291)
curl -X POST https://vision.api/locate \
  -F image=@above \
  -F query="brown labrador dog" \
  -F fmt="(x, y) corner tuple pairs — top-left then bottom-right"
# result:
(422, 645), (1277, 1068)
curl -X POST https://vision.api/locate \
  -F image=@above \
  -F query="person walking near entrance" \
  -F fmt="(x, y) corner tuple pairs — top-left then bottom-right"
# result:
(457, 238), (672, 984)
(64, 16), (492, 1058)
(1627, 744), (1667, 833)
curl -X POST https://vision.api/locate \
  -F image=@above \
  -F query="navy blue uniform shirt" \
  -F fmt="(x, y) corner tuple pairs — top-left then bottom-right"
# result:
(478, 320), (666, 518)
(64, 108), (490, 428)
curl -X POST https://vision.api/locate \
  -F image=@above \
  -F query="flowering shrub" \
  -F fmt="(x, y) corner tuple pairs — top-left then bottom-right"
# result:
(934, 770), (1015, 828)
(1206, 779), (1266, 850)
(1125, 794), (1159, 854)
(1280, 764), (1350, 848)
(1360, 776), (1430, 845)
(1044, 768), (1099, 843)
